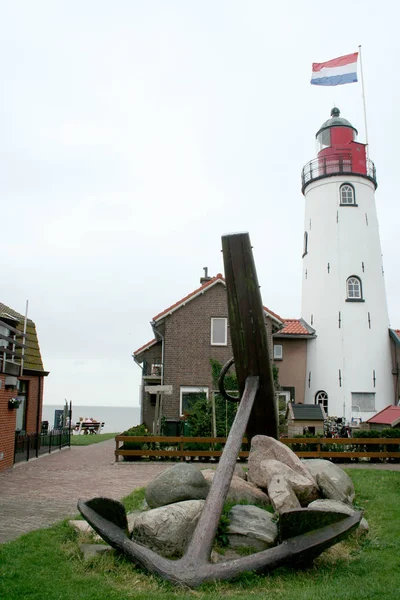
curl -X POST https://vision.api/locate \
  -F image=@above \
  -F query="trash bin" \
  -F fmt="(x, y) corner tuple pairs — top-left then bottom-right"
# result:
(163, 419), (180, 436)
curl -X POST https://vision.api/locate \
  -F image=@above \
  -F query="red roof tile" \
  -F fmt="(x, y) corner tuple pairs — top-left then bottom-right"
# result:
(133, 338), (158, 356)
(366, 405), (400, 425)
(278, 319), (311, 335)
(152, 274), (225, 321)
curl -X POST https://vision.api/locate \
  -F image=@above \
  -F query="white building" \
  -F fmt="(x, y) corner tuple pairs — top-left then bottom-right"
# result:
(301, 108), (394, 423)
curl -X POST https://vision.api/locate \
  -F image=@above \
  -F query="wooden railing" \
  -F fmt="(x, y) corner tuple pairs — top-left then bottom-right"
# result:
(115, 435), (400, 462)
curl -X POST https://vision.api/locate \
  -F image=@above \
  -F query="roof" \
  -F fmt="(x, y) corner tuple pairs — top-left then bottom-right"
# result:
(134, 274), (315, 357)
(389, 329), (400, 346)
(274, 318), (316, 337)
(152, 274), (225, 322)
(133, 338), (159, 356)
(152, 273), (285, 326)
(316, 108), (358, 137)
(366, 405), (400, 426)
(0, 302), (46, 373)
(288, 403), (325, 421)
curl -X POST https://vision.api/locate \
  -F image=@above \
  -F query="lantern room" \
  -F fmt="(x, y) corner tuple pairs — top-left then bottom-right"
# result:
(301, 107), (377, 194)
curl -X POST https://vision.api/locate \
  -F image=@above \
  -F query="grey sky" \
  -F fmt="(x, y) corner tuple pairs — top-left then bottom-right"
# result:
(2, 1), (399, 407)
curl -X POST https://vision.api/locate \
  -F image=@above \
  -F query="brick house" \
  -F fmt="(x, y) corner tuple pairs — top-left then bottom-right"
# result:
(0, 303), (48, 472)
(389, 329), (400, 405)
(133, 272), (315, 432)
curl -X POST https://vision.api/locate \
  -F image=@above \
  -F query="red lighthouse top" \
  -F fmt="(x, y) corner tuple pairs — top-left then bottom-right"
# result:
(301, 107), (377, 194)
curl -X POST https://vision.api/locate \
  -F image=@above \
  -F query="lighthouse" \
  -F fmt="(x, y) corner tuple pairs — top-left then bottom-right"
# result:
(300, 107), (394, 424)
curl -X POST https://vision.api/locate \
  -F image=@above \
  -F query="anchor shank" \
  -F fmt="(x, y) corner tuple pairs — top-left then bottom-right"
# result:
(185, 375), (259, 562)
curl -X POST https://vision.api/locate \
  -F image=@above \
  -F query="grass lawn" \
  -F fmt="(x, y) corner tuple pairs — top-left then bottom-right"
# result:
(70, 433), (119, 446)
(0, 470), (399, 600)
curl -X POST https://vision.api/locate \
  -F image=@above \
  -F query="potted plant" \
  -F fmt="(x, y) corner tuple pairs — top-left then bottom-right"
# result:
(8, 397), (22, 409)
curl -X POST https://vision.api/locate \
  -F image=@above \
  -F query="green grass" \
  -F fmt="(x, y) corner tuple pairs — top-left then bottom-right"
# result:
(0, 470), (399, 599)
(70, 433), (119, 446)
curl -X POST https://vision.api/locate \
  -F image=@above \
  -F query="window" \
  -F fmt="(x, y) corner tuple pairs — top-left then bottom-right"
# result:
(346, 276), (363, 301)
(180, 386), (208, 415)
(340, 184), (356, 205)
(351, 392), (375, 412)
(211, 318), (227, 345)
(315, 390), (328, 414)
(16, 380), (28, 432)
(302, 232), (308, 257)
(273, 345), (283, 360)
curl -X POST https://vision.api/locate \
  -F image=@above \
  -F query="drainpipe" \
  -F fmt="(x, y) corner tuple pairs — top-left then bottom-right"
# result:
(36, 375), (42, 457)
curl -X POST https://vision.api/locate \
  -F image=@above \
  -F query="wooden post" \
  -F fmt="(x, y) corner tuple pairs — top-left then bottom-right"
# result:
(221, 232), (278, 441)
(211, 392), (217, 438)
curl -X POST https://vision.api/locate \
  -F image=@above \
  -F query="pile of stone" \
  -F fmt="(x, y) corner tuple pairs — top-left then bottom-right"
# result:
(127, 435), (367, 558)
(72, 435), (367, 560)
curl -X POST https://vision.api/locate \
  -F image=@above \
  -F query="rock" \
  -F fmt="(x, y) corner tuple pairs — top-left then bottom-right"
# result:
(130, 500), (205, 557)
(227, 505), (278, 550)
(359, 518), (369, 534)
(307, 498), (357, 516)
(127, 511), (142, 533)
(234, 465), (247, 480)
(249, 459), (319, 506)
(145, 463), (209, 508)
(69, 520), (101, 541)
(201, 470), (269, 506)
(79, 543), (112, 559)
(302, 459), (355, 504)
(248, 436), (315, 487)
(268, 475), (301, 513)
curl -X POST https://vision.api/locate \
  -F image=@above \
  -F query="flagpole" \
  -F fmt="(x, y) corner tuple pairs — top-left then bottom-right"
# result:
(358, 44), (369, 155)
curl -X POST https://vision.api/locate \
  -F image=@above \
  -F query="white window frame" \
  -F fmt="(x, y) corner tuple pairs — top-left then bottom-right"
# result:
(211, 317), (227, 346)
(273, 344), (283, 360)
(347, 276), (362, 299)
(340, 183), (355, 205)
(315, 390), (328, 414)
(180, 386), (208, 416)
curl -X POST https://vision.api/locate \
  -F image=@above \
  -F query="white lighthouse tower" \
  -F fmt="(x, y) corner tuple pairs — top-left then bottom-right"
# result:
(301, 107), (394, 424)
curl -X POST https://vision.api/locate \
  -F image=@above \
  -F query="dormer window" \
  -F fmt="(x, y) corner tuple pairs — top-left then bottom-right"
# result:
(340, 184), (356, 205)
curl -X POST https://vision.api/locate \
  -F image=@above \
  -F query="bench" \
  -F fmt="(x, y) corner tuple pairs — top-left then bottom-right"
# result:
(74, 421), (105, 434)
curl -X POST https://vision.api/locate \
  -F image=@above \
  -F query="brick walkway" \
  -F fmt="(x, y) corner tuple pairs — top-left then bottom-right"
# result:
(0, 439), (171, 544)
(1, 440), (399, 545)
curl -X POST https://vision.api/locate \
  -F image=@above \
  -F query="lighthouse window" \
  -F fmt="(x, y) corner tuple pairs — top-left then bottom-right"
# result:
(346, 276), (363, 301)
(340, 184), (356, 205)
(315, 390), (328, 414)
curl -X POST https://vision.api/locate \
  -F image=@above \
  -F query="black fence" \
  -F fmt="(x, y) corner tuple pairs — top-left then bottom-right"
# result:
(14, 428), (71, 464)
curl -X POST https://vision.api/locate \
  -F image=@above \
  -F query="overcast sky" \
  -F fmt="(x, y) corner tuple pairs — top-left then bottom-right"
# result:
(2, 1), (399, 407)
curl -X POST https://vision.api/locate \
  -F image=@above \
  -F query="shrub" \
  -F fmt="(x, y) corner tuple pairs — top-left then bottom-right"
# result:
(120, 424), (149, 461)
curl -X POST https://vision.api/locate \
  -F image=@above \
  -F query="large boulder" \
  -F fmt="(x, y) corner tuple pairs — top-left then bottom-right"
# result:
(248, 459), (319, 506)
(302, 459), (355, 504)
(130, 500), (205, 557)
(201, 470), (269, 506)
(248, 436), (315, 486)
(268, 475), (301, 513)
(227, 505), (278, 550)
(145, 463), (208, 508)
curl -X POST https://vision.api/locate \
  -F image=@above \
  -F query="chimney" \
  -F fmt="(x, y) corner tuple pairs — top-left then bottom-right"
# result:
(200, 267), (212, 285)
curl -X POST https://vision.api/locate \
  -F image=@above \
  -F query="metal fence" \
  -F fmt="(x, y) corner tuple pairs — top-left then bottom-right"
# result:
(14, 428), (71, 464)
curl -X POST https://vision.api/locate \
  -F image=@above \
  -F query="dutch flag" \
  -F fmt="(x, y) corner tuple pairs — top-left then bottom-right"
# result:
(311, 52), (358, 86)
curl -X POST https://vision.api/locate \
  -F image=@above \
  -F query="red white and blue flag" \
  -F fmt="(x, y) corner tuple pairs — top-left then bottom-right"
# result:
(311, 52), (358, 86)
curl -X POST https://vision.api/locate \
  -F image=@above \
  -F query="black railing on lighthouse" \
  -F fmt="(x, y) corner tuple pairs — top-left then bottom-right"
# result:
(301, 155), (377, 193)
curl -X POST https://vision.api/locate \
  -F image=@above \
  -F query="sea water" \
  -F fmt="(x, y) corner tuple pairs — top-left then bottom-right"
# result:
(41, 405), (140, 433)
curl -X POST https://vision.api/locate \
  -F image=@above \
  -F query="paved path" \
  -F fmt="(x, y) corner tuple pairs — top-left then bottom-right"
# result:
(0, 440), (171, 544)
(1, 441), (399, 544)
